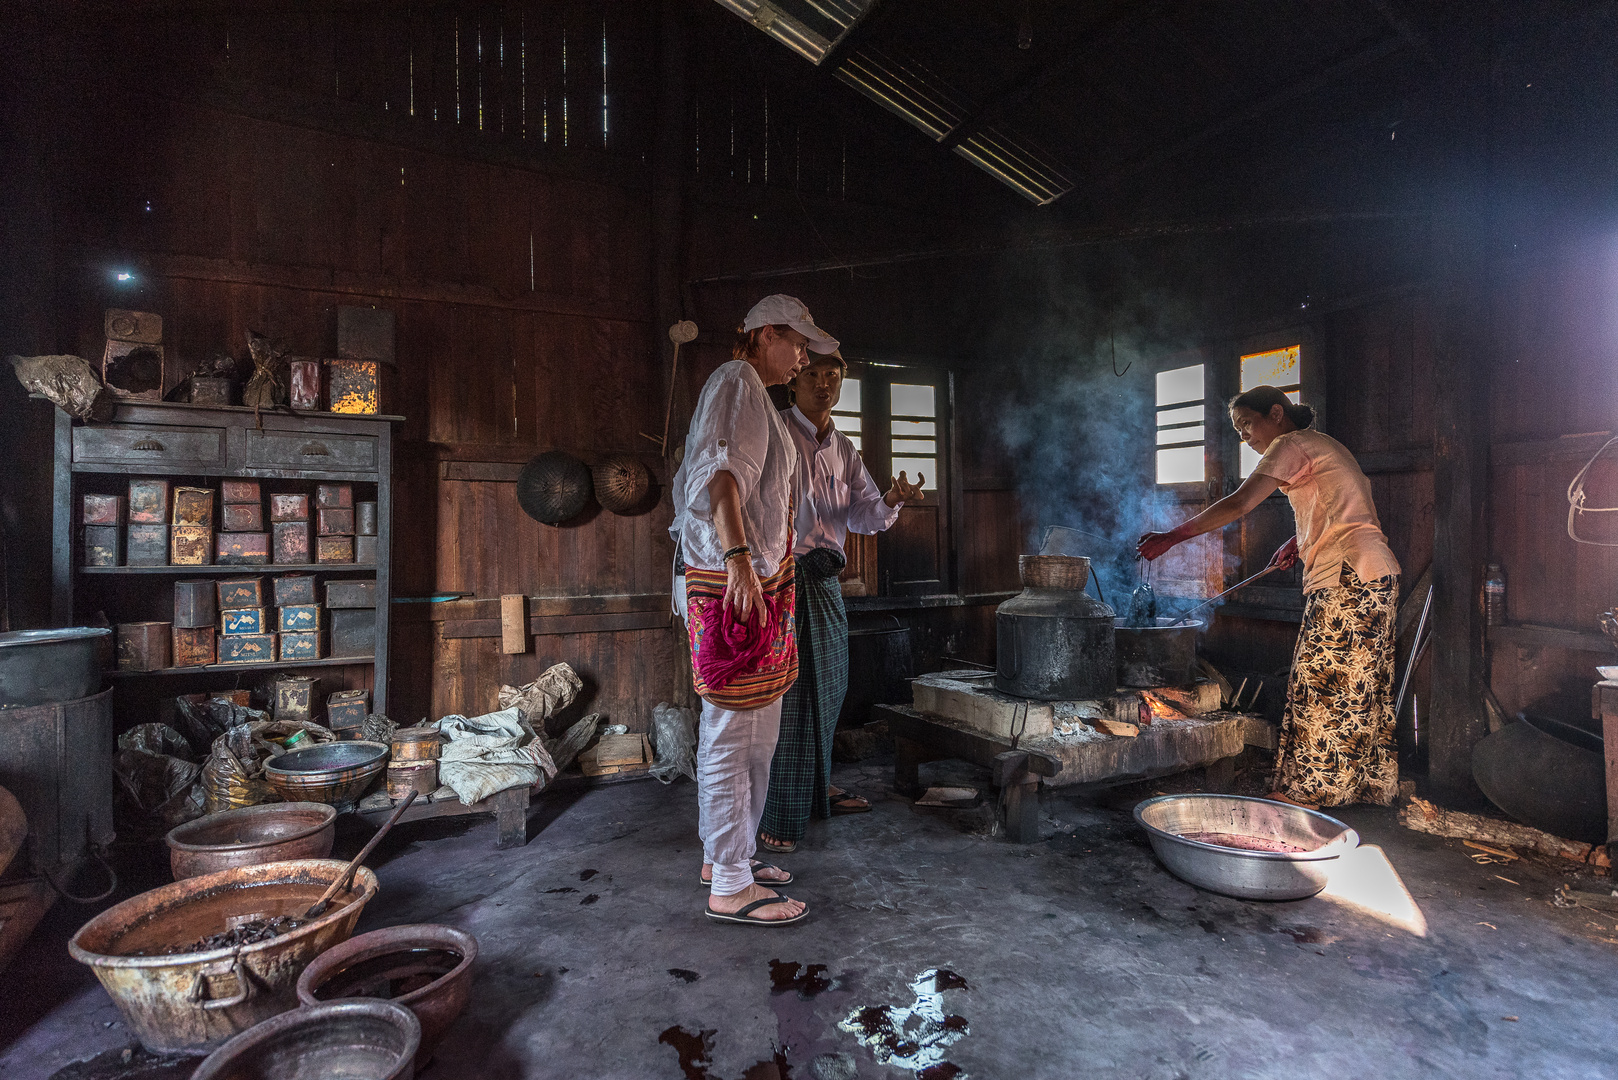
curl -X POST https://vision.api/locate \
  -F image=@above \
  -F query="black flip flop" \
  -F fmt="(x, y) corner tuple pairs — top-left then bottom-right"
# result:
(705, 894), (808, 926)
(698, 860), (793, 887)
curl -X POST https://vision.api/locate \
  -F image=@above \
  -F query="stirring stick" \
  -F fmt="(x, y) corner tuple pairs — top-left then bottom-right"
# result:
(302, 790), (418, 919)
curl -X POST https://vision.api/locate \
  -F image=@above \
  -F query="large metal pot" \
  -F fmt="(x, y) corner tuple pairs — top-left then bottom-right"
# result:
(68, 859), (379, 1054)
(192, 999), (419, 1080)
(995, 555), (1116, 701)
(166, 803), (338, 881)
(839, 617), (914, 728)
(0, 627), (109, 707)
(298, 923), (478, 1071)
(1473, 716), (1606, 844)
(1134, 794), (1359, 901)
(1114, 617), (1203, 687)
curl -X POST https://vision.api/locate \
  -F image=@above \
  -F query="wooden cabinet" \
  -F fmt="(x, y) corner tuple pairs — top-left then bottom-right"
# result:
(50, 400), (401, 715)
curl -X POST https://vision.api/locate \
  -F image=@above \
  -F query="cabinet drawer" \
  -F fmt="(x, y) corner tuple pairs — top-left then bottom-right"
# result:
(73, 423), (227, 471)
(239, 429), (377, 474)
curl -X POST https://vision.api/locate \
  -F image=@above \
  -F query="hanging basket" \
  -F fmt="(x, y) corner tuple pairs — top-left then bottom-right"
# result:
(517, 451), (593, 525)
(591, 454), (650, 514)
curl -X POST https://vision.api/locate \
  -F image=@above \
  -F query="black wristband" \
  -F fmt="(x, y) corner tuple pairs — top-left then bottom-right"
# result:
(723, 545), (752, 564)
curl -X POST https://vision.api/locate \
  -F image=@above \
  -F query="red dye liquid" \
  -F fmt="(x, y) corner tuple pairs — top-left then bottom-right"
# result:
(1181, 831), (1310, 853)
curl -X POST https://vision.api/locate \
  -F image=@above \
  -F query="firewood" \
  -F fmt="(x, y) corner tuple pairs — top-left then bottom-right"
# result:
(1089, 717), (1139, 738)
(1399, 797), (1602, 864)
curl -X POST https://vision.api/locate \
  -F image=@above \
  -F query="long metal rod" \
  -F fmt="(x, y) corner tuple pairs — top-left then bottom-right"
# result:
(1393, 583), (1435, 727)
(1167, 564), (1281, 626)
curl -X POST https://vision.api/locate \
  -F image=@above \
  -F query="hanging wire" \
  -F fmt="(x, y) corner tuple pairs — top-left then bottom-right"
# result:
(1111, 332), (1131, 377)
(1566, 435), (1618, 546)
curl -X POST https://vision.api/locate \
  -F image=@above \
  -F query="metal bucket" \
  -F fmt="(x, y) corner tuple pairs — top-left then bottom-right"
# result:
(166, 803), (338, 881)
(68, 859), (379, 1054)
(191, 999), (419, 1080)
(1114, 618), (1202, 688)
(1134, 794), (1358, 901)
(0, 628), (109, 707)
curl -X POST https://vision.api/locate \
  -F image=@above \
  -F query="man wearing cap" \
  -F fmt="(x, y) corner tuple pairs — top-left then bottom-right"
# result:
(670, 294), (837, 925)
(758, 350), (924, 854)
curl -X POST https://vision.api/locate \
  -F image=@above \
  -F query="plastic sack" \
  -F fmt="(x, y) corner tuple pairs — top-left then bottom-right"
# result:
(434, 707), (558, 805)
(174, 697), (268, 760)
(7, 354), (115, 421)
(545, 713), (602, 776)
(497, 663), (582, 728)
(649, 703), (697, 784)
(112, 724), (205, 836)
(201, 720), (335, 813)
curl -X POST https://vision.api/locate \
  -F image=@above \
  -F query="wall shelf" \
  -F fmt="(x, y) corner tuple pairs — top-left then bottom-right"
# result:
(80, 564), (378, 575)
(107, 656), (375, 678)
(1488, 623), (1614, 653)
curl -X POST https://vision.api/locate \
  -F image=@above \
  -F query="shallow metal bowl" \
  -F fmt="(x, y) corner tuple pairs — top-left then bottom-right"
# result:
(166, 802), (338, 880)
(1133, 794), (1359, 901)
(191, 999), (419, 1080)
(264, 741), (389, 806)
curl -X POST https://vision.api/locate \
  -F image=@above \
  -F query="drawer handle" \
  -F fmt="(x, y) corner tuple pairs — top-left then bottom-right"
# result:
(130, 439), (165, 452)
(300, 441), (332, 456)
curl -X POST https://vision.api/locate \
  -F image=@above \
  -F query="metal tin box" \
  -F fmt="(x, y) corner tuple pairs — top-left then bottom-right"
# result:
(218, 633), (276, 665)
(354, 535), (378, 564)
(83, 526), (122, 567)
(316, 507), (354, 536)
(355, 501), (378, 536)
(270, 494), (310, 522)
(273, 574), (318, 607)
(289, 359), (322, 410)
(102, 340), (165, 400)
(217, 577), (267, 609)
(279, 631), (325, 661)
(329, 609), (375, 658)
(221, 608), (269, 636)
(274, 677), (319, 724)
(326, 689), (370, 732)
(221, 504), (265, 532)
(325, 359), (390, 415)
(217, 531), (270, 565)
(274, 521), (311, 564)
(390, 727), (442, 761)
(172, 487), (214, 528)
(222, 480), (261, 505)
(279, 605), (323, 633)
(173, 580), (217, 628)
(105, 308), (162, 344)
(316, 483), (353, 509)
(171, 526), (213, 566)
(127, 523), (168, 566)
(82, 494), (127, 526)
(337, 305), (394, 364)
(324, 580), (377, 609)
(189, 377), (232, 406)
(171, 626), (216, 668)
(316, 535), (354, 564)
(117, 622), (171, 672)
(128, 479), (171, 524)
(386, 761), (438, 800)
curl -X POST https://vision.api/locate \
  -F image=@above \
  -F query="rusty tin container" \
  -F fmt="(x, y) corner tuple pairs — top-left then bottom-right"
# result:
(221, 480), (260, 504)
(67, 859), (378, 1054)
(83, 525), (122, 567)
(216, 577), (266, 609)
(217, 633), (275, 665)
(326, 689), (370, 732)
(82, 493), (127, 526)
(117, 622), (171, 672)
(165, 802), (337, 881)
(173, 580), (217, 628)
(274, 521), (311, 564)
(102, 340), (165, 400)
(356, 501), (378, 536)
(316, 483), (353, 510)
(324, 579), (376, 609)
(390, 727), (442, 762)
(329, 609), (375, 658)
(264, 741), (388, 805)
(171, 626), (216, 668)
(296, 922), (473, 1074)
(269, 493), (310, 523)
(355, 534), (378, 565)
(105, 308), (163, 344)
(171, 526), (213, 566)
(288, 358), (323, 411)
(189, 378), (232, 406)
(385, 761), (438, 801)
(338, 305), (394, 363)
(316, 535), (354, 564)
(279, 632), (324, 661)
(216, 532), (270, 565)
(172, 487), (214, 528)
(325, 359), (389, 416)
(220, 504), (264, 532)
(317, 507), (355, 536)
(126, 524), (168, 566)
(278, 606), (322, 633)
(220, 608), (268, 636)
(273, 574), (318, 607)
(128, 479), (171, 524)
(274, 676), (319, 723)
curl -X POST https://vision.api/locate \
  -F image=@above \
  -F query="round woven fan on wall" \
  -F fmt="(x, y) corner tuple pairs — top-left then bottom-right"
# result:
(517, 451), (593, 525)
(591, 454), (650, 514)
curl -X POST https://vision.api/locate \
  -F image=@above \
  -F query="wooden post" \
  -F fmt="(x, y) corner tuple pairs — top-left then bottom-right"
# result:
(500, 594), (527, 654)
(1598, 682), (1618, 866)
(893, 736), (927, 798)
(995, 752), (1040, 844)
(493, 786), (528, 850)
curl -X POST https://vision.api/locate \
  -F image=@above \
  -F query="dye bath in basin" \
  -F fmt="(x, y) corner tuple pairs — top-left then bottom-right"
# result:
(111, 882), (360, 957)
(1180, 832), (1311, 854)
(311, 948), (462, 1001)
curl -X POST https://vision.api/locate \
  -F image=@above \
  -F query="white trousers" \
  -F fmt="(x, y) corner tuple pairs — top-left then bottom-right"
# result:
(697, 697), (783, 896)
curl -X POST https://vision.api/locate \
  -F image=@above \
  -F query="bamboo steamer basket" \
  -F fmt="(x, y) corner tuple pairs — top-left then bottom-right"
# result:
(591, 454), (650, 514)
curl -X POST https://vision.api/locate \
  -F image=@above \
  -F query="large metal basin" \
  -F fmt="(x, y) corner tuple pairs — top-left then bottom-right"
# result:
(264, 741), (389, 807)
(68, 859), (379, 1054)
(0, 627), (109, 707)
(166, 803), (338, 881)
(192, 999), (419, 1080)
(1134, 794), (1358, 901)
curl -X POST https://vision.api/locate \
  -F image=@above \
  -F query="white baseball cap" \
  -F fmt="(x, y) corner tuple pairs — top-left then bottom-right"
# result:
(741, 294), (840, 354)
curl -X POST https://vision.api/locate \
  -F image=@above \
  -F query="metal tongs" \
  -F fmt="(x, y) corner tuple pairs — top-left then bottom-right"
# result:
(1166, 564), (1283, 626)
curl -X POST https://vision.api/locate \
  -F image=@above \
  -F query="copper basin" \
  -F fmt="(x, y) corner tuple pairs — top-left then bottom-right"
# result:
(166, 803), (337, 881)
(191, 999), (419, 1080)
(264, 741), (389, 806)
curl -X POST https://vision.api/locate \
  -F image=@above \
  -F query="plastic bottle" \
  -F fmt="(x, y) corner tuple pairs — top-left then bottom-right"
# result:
(1483, 563), (1506, 626)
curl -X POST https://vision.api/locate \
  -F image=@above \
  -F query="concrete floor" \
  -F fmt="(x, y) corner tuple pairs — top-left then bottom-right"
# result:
(5, 757), (1618, 1080)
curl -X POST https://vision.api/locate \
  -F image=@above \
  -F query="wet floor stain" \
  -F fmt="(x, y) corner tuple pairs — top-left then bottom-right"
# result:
(48, 1046), (201, 1080)
(544, 887), (578, 894)
(669, 968), (702, 983)
(838, 969), (970, 1079)
(657, 1026), (790, 1080)
(580, 893), (600, 905)
(580, 868), (599, 881)
(769, 959), (838, 999)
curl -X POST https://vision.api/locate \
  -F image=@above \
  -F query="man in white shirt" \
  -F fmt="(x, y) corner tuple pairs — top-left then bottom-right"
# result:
(758, 350), (923, 853)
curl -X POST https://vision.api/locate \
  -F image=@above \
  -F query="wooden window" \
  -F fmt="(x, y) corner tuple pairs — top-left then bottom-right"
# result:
(1238, 344), (1301, 476)
(1155, 364), (1205, 485)
(833, 376), (861, 451)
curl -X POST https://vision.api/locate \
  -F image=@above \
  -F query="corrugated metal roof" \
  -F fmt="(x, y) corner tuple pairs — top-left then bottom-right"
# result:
(708, 0), (878, 65)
